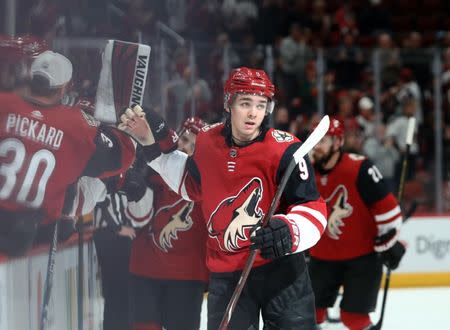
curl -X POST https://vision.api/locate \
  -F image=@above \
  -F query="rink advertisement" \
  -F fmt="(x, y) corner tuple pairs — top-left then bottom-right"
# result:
(392, 216), (450, 287)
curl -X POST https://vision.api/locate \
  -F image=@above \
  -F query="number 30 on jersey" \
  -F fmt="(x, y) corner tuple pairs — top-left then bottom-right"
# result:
(0, 138), (55, 208)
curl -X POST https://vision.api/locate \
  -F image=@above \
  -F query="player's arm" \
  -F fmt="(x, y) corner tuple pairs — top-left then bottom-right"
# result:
(357, 159), (402, 251)
(119, 105), (202, 201)
(105, 166), (154, 228)
(357, 159), (405, 269)
(82, 124), (136, 178)
(251, 142), (327, 259)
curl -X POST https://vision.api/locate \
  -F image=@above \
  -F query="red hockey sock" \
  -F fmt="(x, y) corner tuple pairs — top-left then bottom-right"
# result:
(133, 322), (162, 330)
(316, 307), (327, 324)
(340, 310), (371, 330)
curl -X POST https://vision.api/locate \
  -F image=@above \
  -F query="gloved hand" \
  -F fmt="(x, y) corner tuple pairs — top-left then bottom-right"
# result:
(375, 228), (406, 269)
(379, 240), (406, 270)
(119, 167), (148, 202)
(182, 117), (206, 135)
(250, 215), (293, 259)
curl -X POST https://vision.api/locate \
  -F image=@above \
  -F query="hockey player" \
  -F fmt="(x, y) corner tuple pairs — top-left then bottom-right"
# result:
(0, 35), (48, 91)
(129, 117), (208, 330)
(0, 50), (136, 256)
(308, 118), (406, 330)
(120, 67), (327, 329)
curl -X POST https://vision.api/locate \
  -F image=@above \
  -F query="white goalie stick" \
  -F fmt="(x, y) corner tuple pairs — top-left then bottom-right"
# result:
(218, 115), (330, 330)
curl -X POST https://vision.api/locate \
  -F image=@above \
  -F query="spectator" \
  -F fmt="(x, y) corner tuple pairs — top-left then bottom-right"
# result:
(386, 97), (419, 181)
(279, 23), (313, 105)
(363, 124), (400, 192)
(356, 96), (376, 138)
(332, 29), (364, 88)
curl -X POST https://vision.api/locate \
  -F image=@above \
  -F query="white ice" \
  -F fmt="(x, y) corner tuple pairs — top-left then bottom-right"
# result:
(199, 287), (450, 329)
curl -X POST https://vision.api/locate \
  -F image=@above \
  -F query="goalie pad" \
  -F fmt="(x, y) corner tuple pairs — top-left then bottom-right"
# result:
(95, 40), (151, 123)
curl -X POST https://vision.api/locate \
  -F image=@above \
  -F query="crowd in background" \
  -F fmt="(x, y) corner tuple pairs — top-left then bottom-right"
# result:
(9, 0), (450, 212)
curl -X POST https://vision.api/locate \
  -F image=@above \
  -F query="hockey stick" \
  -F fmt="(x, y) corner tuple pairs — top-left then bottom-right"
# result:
(77, 221), (84, 330)
(372, 117), (416, 330)
(218, 115), (330, 330)
(39, 221), (59, 330)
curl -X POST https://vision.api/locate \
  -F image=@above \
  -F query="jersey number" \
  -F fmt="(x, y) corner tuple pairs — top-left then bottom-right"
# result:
(0, 138), (56, 208)
(298, 158), (309, 180)
(368, 165), (383, 183)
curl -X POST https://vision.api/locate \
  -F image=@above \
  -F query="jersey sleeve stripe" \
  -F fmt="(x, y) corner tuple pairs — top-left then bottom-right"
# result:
(289, 204), (327, 230)
(377, 214), (403, 226)
(376, 215), (402, 233)
(287, 215), (322, 253)
(125, 207), (153, 227)
(374, 205), (401, 222)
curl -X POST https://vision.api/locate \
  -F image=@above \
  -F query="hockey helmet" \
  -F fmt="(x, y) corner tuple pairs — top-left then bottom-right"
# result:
(223, 67), (275, 113)
(0, 35), (48, 62)
(312, 117), (344, 140)
(327, 118), (345, 139)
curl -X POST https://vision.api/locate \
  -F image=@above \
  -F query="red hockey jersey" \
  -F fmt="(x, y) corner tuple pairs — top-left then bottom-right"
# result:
(0, 92), (135, 223)
(150, 124), (327, 273)
(310, 153), (402, 260)
(129, 175), (208, 282)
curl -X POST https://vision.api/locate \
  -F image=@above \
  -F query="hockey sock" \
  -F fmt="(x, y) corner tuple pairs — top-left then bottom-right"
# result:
(340, 310), (371, 330)
(316, 307), (327, 324)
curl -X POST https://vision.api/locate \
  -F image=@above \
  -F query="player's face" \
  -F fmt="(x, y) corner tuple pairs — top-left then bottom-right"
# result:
(229, 94), (267, 142)
(177, 131), (196, 156)
(312, 135), (336, 165)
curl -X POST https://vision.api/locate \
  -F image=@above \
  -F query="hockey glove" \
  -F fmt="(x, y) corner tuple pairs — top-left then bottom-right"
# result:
(119, 167), (148, 202)
(250, 215), (293, 259)
(182, 117), (206, 135)
(379, 241), (406, 270)
(376, 228), (406, 270)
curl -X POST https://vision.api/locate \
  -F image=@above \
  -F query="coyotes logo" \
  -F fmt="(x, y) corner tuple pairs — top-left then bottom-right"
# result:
(150, 200), (194, 252)
(272, 130), (294, 143)
(325, 185), (353, 240)
(207, 178), (264, 252)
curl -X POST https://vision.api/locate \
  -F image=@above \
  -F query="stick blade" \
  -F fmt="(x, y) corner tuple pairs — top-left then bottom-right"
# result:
(293, 115), (330, 164)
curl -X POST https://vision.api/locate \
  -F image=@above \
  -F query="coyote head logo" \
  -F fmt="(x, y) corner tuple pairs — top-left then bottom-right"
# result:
(207, 178), (264, 252)
(325, 185), (353, 240)
(151, 201), (194, 252)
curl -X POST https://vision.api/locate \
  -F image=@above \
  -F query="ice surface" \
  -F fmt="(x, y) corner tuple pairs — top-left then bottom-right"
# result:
(199, 287), (450, 330)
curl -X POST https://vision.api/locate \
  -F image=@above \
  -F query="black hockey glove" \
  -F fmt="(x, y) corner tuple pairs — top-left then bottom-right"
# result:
(376, 228), (406, 269)
(119, 167), (148, 202)
(145, 108), (178, 153)
(379, 240), (406, 270)
(250, 215), (293, 259)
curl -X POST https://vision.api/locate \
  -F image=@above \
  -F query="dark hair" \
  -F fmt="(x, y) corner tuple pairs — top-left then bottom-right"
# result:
(29, 75), (60, 97)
